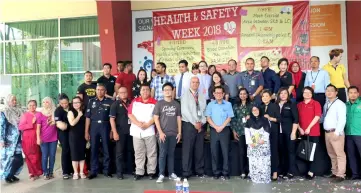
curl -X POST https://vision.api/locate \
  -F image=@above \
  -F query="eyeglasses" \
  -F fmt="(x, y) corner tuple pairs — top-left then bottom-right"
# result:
(73, 102), (81, 104)
(214, 92), (224, 95)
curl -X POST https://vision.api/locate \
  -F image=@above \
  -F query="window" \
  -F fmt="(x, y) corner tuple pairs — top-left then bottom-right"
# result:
(5, 19), (58, 40)
(60, 17), (98, 37)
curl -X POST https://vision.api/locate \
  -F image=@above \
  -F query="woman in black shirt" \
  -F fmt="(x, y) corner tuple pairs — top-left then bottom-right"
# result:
(260, 90), (280, 181)
(277, 58), (295, 101)
(132, 69), (149, 99)
(277, 87), (299, 179)
(208, 71), (230, 101)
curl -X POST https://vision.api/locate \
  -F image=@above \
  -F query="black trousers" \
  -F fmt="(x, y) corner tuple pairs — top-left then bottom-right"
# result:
(210, 127), (230, 176)
(58, 130), (73, 175)
(346, 135), (361, 178)
(182, 121), (205, 177)
(314, 93), (326, 112)
(237, 135), (248, 175)
(337, 88), (347, 103)
(8, 153), (24, 177)
(270, 128), (279, 174)
(115, 133), (134, 176)
(302, 136), (319, 173)
(279, 132), (297, 175)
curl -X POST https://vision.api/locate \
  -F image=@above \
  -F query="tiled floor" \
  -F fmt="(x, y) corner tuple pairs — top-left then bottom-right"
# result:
(2, 150), (361, 193)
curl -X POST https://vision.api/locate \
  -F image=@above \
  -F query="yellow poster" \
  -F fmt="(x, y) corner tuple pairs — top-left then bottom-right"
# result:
(239, 49), (283, 72)
(240, 6), (293, 47)
(154, 39), (202, 75)
(204, 38), (238, 65)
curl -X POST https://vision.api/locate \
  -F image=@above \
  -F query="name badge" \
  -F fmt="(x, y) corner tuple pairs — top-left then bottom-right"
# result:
(242, 117), (246, 123)
(311, 83), (316, 90)
(197, 110), (202, 117)
(203, 88), (206, 94)
(251, 80), (255, 86)
(128, 119), (131, 125)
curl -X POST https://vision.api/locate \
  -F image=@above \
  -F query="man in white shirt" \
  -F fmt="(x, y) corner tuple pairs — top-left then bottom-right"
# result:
(174, 60), (193, 101)
(322, 84), (347, 182)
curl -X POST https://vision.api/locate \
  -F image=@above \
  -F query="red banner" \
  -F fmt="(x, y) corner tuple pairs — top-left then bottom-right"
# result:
(153, 1), (310, 75)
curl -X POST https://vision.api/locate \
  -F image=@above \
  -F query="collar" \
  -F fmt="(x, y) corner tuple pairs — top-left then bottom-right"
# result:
(95, 97), (107, 101)
(347, 97), (361, 105)
(228, 71), (238, 76)
(262, 67), (270, 73)
(134, 97), (157, 104)
(302, 99), (314, 105)
(213, 99), (226, 104)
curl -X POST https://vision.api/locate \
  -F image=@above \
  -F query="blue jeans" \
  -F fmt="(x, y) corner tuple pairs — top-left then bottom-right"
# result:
(158, 136), (177, 176)
(40, 141), (57, 176)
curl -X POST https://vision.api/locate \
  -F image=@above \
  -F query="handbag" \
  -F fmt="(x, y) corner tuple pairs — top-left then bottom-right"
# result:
(297, 135), (317, 161)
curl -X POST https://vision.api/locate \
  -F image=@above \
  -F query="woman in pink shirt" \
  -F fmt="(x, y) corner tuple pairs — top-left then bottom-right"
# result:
(36, 97), (57, 180)
(19, 100), (42, 180)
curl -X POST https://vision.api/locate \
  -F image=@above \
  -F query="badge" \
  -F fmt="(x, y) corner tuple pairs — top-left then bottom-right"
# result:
(203, 88), (206, 94)
(120, 104), (123, 107)
(242, 117), (246, 123)
(311, 83), (316, 90)
(92, 103), (96, 108)
(128, 119), (131, 124)
(197, 110), (202, 117)
(251, 80), (255, 86)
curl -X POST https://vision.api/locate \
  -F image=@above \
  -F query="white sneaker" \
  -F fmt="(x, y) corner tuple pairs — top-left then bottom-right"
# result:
(169, 173), (178, 180)
(156, 175), (164, 183)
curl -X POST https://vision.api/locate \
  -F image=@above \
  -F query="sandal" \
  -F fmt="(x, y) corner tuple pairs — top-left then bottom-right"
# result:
(73, 173), (79, 180)
(80, 173), (87, 179)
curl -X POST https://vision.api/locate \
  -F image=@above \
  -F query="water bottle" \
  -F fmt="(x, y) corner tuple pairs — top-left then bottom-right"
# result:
(175, 178), (182, 193)
(183, 179), (189, 193)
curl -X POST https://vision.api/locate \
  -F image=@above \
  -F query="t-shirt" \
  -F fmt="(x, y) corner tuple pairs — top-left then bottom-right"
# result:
(153, 100), (181, 136)
(54, 106), (70, 132)
(77, 83), (96, 106)
(36, 113), (58, 142)
(115, 72), (136, 100)
(97, 75), (117, 96)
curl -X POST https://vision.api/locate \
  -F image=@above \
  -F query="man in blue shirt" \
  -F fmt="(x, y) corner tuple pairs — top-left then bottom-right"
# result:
(304, 56), (330, 109)
(206, 86), (234, 180)
(223, 59), (241, 106)
(239, 58), (265, 104)
(260, 56), (280, 99)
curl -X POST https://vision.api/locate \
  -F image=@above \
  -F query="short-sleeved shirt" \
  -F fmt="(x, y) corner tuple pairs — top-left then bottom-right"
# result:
(205, 100), (234, 126)
(97, 75), (117, 97)
(223, 72), (241, 98)
(85, 97), (114, 122)
(54, 106), (70, 132)
(278, 71), (294, 89)
(297, 99), (322, 136)
(36, 113), (58, 142)
(77, 83), (97, 106)
(150, 74), (176, 101)
(208, 84), (230, 100)
(239, 71), (264, 95)
(153, 100), (181, 136)
(115, 72), (136, 99)
(109, 100), (130, 134)
(323, 62), (346, 88)
(304, 69), (330, 94)
(346, 97), (361, 135)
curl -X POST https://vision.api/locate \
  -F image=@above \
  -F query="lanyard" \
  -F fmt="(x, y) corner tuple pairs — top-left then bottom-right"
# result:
(311, 70), (320, 83)
(121, 100), (129, 112)
(325, 99), (337, 116)
(190, 90), (199, 106)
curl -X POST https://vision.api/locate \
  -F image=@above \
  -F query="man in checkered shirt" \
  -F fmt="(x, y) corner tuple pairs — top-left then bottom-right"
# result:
(150, 62), (176, 100)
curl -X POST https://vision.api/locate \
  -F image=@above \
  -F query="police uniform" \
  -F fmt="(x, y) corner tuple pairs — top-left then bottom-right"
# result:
(239, 71), (265, 104)
(86, 97), (114, 175)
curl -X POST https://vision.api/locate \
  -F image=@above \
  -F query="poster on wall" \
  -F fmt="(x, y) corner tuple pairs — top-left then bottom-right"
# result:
(152, 1), (310, 75)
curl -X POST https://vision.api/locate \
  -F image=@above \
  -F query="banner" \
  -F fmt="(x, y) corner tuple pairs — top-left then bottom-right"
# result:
(153, 1), (310, 75)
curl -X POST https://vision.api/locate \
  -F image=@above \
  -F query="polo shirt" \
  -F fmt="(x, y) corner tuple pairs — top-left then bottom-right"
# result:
(205, 100), (234, 126)
(323, 62), (346, 88)
(346, 97), (361, 136)
(115, 72), (136, 99)
(239, 70), (264, 95)
(97, 75), (117, 96)
(109, 100), (130, 134)
(128, 97), (157, 138)
(297, 99), (322, 136)
(223, 72), (241, 98)
(304, 69), (330, 94)
(262, 68), (280, 94)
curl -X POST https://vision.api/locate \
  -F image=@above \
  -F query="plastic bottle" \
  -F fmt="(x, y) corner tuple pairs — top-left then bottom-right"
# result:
(183, 178), (189, 193)
(175, 178), (182, 193)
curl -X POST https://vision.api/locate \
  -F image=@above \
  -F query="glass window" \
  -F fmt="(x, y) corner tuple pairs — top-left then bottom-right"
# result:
(11, 74), (59, 106)
(5, 19), (58, 40)
(60, 37), (101, 72)
(61, 72), (102, 100)
(60, 17), (99, 37)
(5, 40), (59, 74)
(0, 23), (4, 41)
(0, 43), (3, 74)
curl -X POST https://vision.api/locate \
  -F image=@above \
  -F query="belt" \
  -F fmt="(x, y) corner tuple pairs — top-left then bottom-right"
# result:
(325, 129), (336, 133)
(91, 120), (109, 123)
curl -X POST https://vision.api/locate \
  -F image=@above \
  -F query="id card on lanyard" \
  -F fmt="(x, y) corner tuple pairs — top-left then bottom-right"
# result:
(121, 101), (131, 124)
(191, 90), (202, 117)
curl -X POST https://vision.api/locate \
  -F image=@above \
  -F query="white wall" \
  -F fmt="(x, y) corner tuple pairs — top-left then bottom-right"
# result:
(132, 1), (347, 76)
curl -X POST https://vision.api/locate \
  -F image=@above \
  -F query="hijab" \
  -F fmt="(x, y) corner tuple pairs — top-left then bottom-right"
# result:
(3, 94), (24, 126)
(41, 97), (56, 121)
(288, 61), (303, 88)
(248, 105), (267, 130)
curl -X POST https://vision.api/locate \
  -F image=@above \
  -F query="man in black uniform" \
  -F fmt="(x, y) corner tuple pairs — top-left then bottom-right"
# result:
(85, 84), (114, 179)
(97, 63), (117, 99)
(110, 86), (134, 180)
(77, 71), (96, 107)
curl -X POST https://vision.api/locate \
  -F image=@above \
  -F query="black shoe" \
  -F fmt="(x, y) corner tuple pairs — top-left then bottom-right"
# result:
(63, 174), (70, 180)
(88, 174), (97, 180)
(104, 173), (113, 178)
(196, 174), (206, 178)
(213, 175), (220, 180)
(324, 173), (336, 178)
(134, 175), (142, 181)
(331, 176), (344, 183)
(5, 177), (14, 183)
(306, 174), (315, 180)
(223, 175), (230, 180)
(117, 174), (124, 180)
(10, 176), (19, 182)
(148, 174), (156, 180)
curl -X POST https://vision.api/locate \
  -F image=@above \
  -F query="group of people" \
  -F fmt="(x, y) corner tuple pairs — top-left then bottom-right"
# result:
(1, 49), (361, 185)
